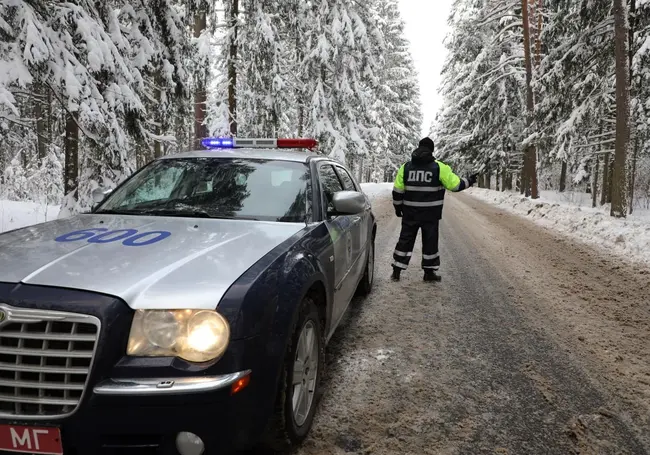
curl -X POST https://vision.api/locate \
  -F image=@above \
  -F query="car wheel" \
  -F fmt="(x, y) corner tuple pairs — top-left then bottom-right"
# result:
(356, 237), (375, 296)
(263, 296), (324, 451)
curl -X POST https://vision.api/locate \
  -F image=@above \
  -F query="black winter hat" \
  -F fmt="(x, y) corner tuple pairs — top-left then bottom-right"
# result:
(418, 137), (434, 151)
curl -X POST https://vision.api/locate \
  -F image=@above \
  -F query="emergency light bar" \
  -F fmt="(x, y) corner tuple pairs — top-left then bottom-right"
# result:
(201, 137), (318, 150)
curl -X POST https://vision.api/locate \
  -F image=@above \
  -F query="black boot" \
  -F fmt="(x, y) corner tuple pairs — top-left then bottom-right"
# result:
(423, 270), (441, 282)
(391, 266), (401, 281)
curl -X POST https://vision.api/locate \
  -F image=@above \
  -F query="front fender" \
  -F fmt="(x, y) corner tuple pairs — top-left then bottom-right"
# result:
(216, 223), (333, 416)
(266, 253), (330, 357)
(217, 223), (332, 342)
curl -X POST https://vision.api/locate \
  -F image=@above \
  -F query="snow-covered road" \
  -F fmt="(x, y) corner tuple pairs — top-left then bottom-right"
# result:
(287, 184), (650, 455)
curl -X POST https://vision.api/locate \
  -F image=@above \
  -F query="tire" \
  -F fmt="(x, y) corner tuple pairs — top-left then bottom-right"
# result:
(263, 296), (325, 452)
(356, 237), (375, 296)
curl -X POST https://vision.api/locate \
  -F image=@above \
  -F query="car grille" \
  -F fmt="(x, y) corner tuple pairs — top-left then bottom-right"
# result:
(0, 305), (100, 418)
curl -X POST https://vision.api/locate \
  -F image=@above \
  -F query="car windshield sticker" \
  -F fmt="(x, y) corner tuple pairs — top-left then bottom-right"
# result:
(55, 228), (171, 247)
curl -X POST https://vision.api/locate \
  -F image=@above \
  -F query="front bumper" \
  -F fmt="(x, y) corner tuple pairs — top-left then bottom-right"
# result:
(2, 371), (262, 455)
(66, 372), (260, 454)
(0, 283), (280, 455)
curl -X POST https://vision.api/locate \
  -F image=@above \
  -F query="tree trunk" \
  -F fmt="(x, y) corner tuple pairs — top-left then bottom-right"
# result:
(154, 69), (163, 159)
(357, 156), (364, 183)
(627, 0), (636, 215)
(64, 112), (79, 197)
(559, 161), (567, 192)
(193, 8), (207, 148)
(228, 0), (239, 136)
(522, 0), (539, 199)
(611, 0), (630, 217)
(601, 153), (609, 206)
(533, 0), (543, 68)
(629, 0), (635, 86)
(495, 169), (501, 191)
(501, 167), (507, 191)
(628, 136), (638, 214)
(607, 152), (614, 203)
(295, 1), (304, 137)
(485, 170), (492, 189)
(34, 82), (46, 164)
(592, 155), (599, 208)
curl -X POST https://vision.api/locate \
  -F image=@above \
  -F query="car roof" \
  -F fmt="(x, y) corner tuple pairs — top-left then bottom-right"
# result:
(160, 148), (328, 164)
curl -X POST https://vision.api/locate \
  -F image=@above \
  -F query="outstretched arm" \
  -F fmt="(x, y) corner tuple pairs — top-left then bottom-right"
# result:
(437, 160), (476, 192)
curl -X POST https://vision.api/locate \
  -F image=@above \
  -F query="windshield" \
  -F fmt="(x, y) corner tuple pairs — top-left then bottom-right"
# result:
(95, 158), (311, 222)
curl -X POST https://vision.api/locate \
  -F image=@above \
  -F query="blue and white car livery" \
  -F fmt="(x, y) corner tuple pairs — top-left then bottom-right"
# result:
(0, 137), (376, 455)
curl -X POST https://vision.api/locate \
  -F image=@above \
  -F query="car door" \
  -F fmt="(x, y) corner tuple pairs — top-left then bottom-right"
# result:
(317, 163), (354, 326)
(333, 164), (367, 285)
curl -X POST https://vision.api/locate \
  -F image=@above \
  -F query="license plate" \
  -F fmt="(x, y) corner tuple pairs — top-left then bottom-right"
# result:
(0, 425), (62, 455)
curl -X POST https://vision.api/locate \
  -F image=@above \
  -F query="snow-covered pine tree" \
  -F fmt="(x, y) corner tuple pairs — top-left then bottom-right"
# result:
(0, 0), (196, 213)
(435, 0), (527, 190)
(2, 0), (423, 210)
(237, 0), (294, 137)
(535, 0), (615, 198)
(437, 0), (645, 216)
(298, 0), (380, 175)
(371, 0), (422, 182)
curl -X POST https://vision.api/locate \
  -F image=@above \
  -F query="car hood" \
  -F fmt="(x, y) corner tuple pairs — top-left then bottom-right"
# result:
(0, 214), (305, 309)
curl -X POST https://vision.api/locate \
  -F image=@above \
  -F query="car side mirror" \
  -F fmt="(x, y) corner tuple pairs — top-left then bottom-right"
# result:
(331, 191), (366, 215)
(92, 187), (113, 204)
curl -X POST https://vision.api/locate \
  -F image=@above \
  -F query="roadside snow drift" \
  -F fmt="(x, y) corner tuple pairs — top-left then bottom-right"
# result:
(360, 182), (393, 202)
(467, 188), (650, 267)
(0, 200), (60, 233)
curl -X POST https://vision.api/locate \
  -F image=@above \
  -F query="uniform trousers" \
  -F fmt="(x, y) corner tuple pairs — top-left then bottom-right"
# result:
(392, 218), (440, 270)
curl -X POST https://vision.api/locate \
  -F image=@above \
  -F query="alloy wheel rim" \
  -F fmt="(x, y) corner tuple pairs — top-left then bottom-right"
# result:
(292, 320), (318, 426)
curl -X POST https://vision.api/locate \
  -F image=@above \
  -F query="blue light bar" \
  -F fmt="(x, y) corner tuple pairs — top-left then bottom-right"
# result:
(201, 137), (234, 149)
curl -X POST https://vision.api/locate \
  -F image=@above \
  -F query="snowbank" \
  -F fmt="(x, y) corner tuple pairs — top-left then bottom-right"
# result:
(360, 182), (393, 202)
(467, 188), (650, 266)
(0, 200), (61, 234)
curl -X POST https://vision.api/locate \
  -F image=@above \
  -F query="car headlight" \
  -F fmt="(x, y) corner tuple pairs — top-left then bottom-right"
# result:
(127, 309), (230, 363)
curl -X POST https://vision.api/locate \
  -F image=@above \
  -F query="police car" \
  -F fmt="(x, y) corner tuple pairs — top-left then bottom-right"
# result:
(0, 137), (376, 454)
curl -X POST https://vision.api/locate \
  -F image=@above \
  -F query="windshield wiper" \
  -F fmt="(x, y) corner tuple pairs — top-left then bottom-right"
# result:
(95, 207), (260, 221)
(94, 209), (148, 216)
(209, 215), (260, 221)
(138, 208), (214, 218)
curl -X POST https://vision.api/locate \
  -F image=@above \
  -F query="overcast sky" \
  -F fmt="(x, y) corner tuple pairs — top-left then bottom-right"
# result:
(398, 0), (454, 137)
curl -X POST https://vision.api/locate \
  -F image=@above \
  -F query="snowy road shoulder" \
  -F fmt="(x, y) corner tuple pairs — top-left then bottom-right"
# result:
(0, 200), (60, 234)
(465, 187), (650, 267)
(360, 182), (393, 203)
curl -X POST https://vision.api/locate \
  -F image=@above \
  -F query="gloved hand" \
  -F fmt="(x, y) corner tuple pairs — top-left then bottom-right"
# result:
(467, 173), (479, 187)
(395, 206), (402, 217)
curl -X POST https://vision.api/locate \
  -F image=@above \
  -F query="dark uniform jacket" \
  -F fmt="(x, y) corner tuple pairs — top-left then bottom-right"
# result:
(392, 146), (470, 221)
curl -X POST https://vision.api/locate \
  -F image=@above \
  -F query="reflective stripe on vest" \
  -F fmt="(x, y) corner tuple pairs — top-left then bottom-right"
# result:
(403, 200), (444, 207)
(404, 185), (443, 192)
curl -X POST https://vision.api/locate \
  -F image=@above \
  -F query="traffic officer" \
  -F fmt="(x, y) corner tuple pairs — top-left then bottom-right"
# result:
(391, 137), (478, 282)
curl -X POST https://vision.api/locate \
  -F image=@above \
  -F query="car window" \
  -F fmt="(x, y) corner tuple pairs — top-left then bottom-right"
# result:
(319, 164), (344, 214)
(96, 158), (311, 222)
(335, 166), (357, 191)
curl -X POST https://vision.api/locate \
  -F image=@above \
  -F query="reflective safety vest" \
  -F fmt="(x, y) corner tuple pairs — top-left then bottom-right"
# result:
(392, 160), (465, 220)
